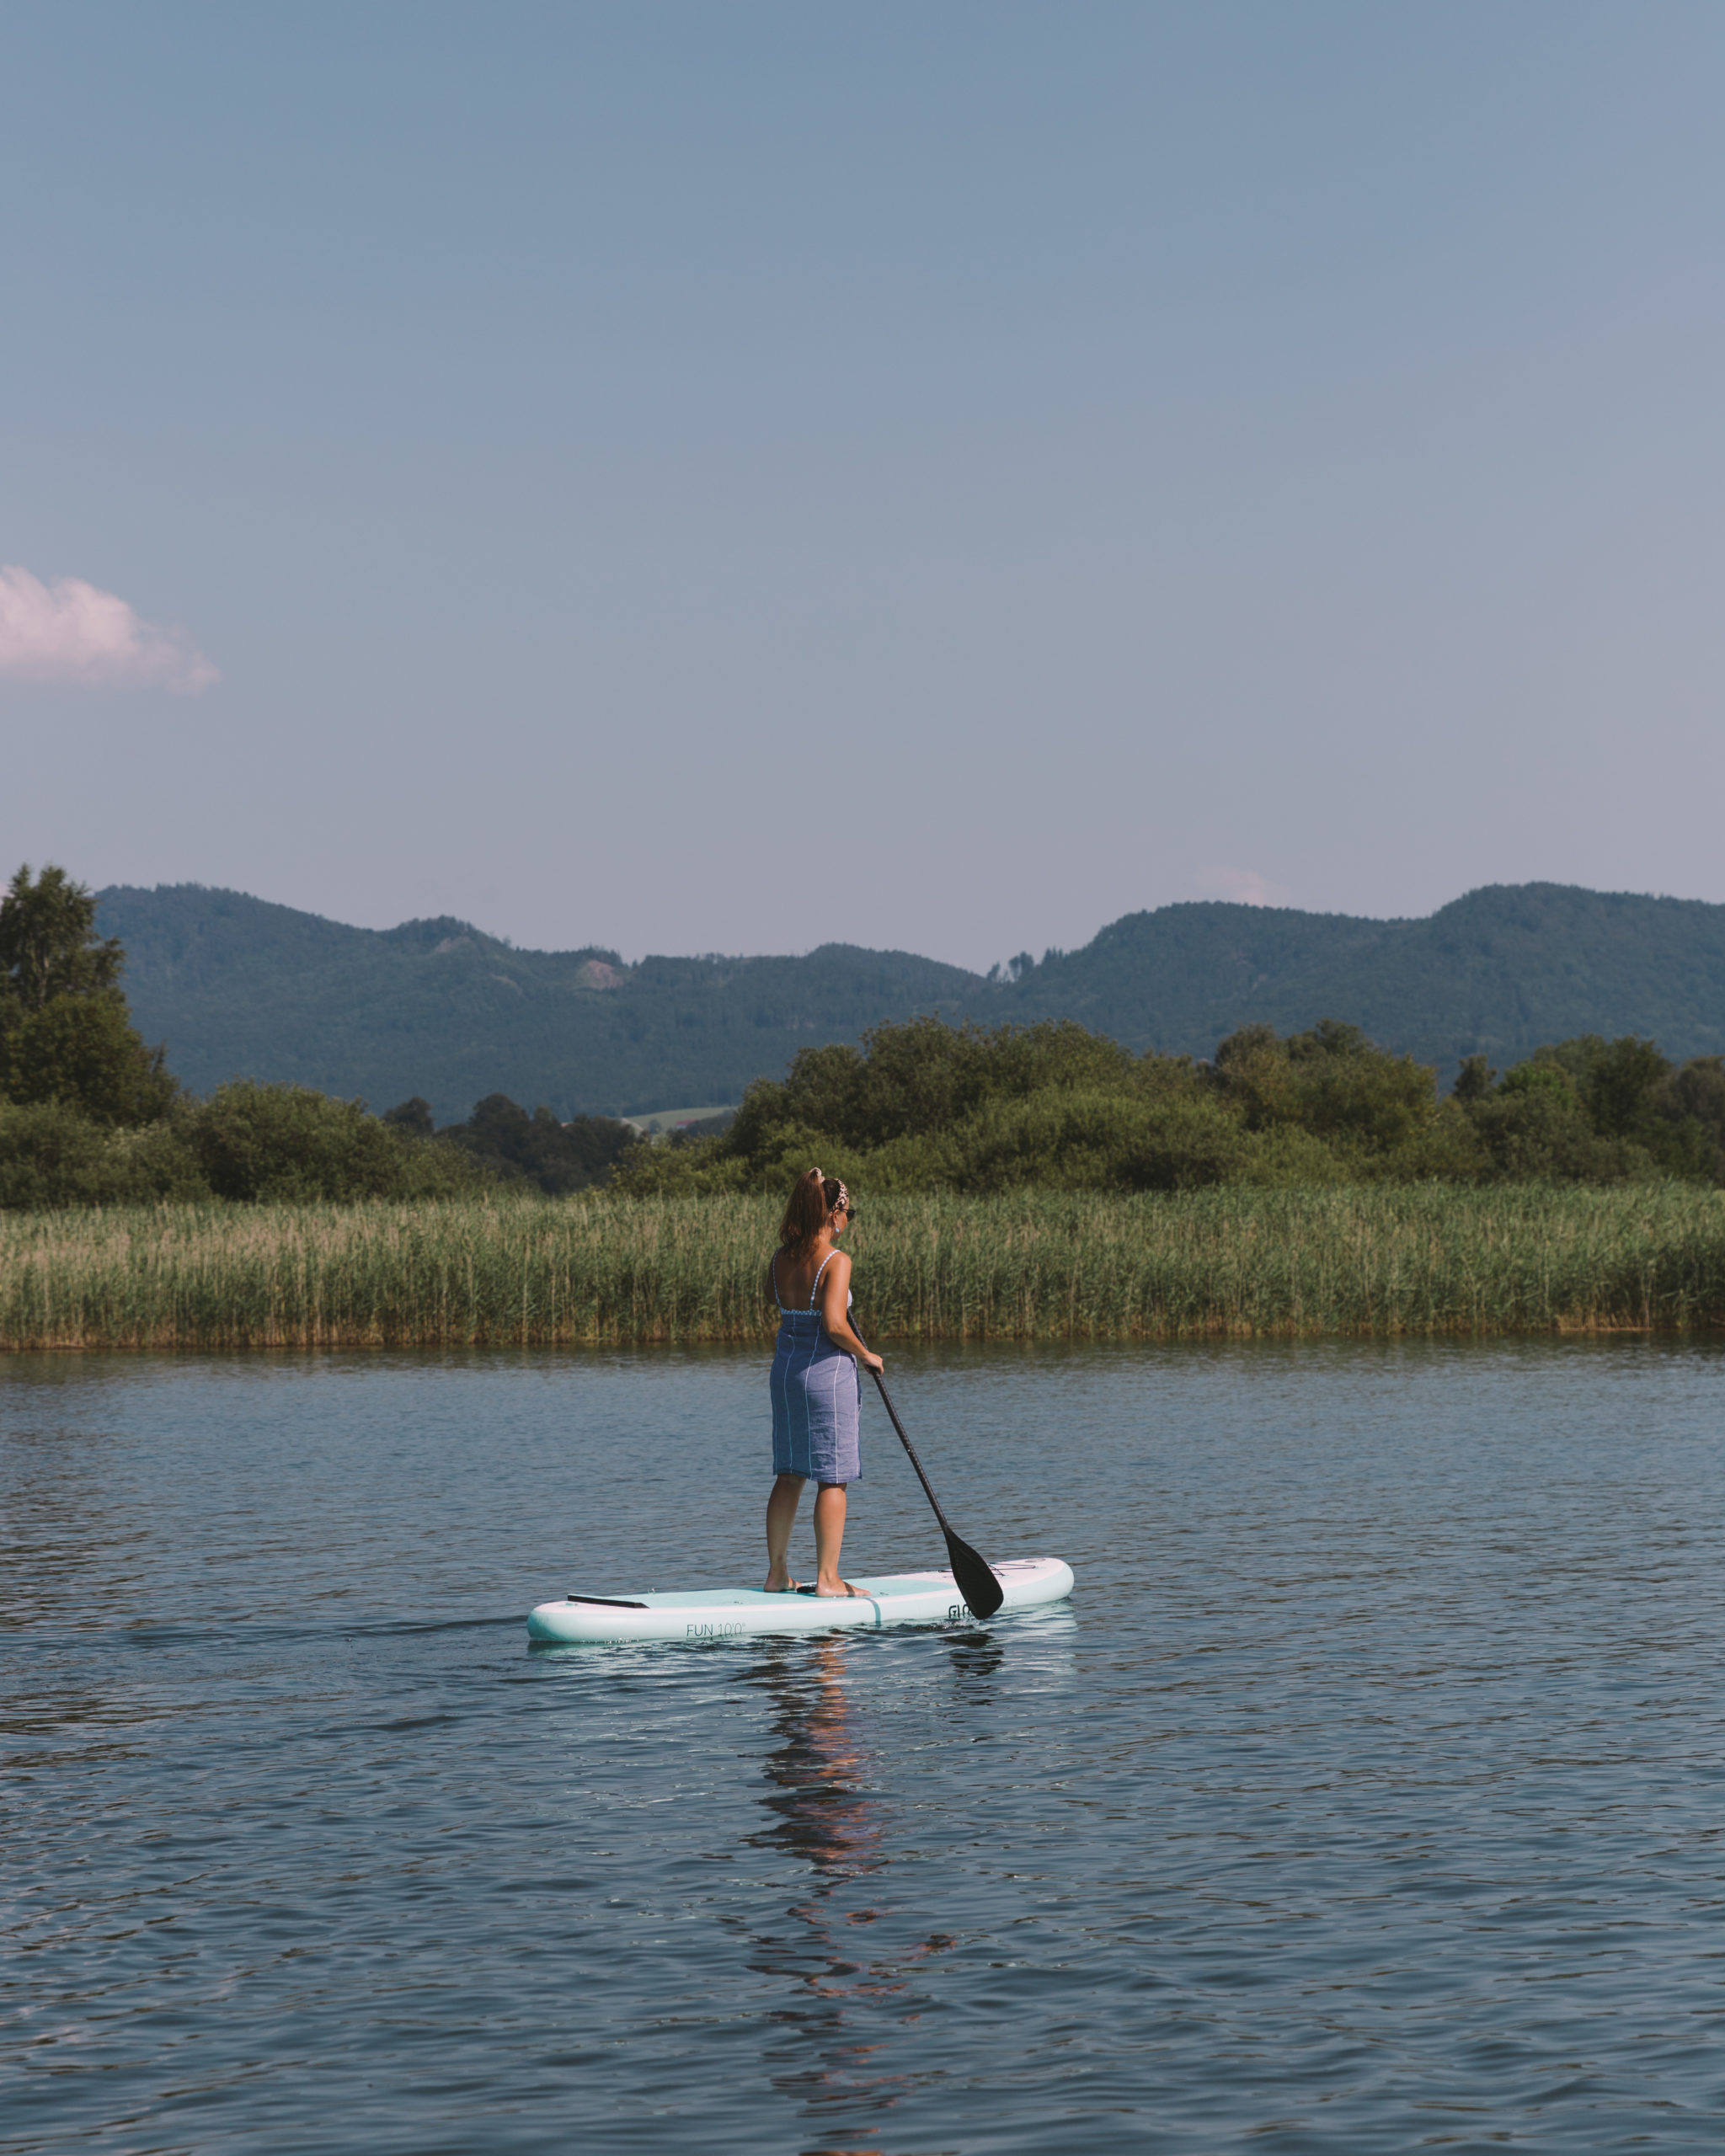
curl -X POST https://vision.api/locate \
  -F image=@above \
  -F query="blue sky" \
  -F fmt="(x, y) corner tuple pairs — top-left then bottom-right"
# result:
(4, 3), (1723, 969)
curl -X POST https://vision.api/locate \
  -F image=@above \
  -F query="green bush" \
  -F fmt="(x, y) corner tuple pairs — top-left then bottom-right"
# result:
(725, 1016), (1152, 1163)
(1235, 1124), (1354, 1187)
(0, 1100), (211, 1209)
(435, 1093), (639, 1194)
(1213, 1019), (1443, 1160)
(619, 1015), (1725, 1199)
(1356, 1100), (1487, 1182)
(1651, 1059), (1725, 1181)
(1466, 1068), (1648, 1182)
(3, 991), (177, 1125)
(939, 1088), (1252, 1193)
(106, 1120), (217, 1201)
(181, 1082), (484, 1203)
(0, 1083), (494, 1211)
(607, 1131), (750, 1198)
(638, 1016), (1423, 1198)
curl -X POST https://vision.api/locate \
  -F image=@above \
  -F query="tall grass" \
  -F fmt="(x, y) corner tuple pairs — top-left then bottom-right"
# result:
(6, 1185), (1725, 1350)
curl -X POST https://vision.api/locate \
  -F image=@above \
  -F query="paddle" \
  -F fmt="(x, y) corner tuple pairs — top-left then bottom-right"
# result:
(853, 1325), (1004, 1619)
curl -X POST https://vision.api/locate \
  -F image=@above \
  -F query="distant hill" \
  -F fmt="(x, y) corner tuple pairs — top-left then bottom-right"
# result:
(1003, 883), (1725, 1074)
(94, 885), (982, 1122)
(94, 881), (1725, 1122)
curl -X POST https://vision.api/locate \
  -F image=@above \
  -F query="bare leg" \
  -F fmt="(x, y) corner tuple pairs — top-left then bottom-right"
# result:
(765, 1473), (804, 1590)
(812, 1482), (849, 1594)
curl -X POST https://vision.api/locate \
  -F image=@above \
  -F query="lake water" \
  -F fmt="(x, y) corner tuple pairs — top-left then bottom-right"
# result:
(5, 1339), (1725, 2153)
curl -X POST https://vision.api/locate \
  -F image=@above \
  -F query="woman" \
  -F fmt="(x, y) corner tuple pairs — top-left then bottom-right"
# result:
(764, 1168), (884, 1598)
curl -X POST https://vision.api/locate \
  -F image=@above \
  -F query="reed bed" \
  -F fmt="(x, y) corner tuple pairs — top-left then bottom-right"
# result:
(5, 1185), (1725, 1351)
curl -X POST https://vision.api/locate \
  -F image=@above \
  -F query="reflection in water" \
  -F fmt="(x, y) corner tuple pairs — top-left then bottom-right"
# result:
(740, 1635), (974, 2150)
(945, 1627), (1004, 1697)
(750, 1635), (884, 1886)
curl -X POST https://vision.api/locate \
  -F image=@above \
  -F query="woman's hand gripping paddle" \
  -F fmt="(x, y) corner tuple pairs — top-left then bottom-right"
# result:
(854, 1326), (1004, 1620)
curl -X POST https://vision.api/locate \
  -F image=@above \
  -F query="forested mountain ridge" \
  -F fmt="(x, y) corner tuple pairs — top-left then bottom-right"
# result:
(94, 880), (1725, 1123)
(1005, 883), (1725, 1072)
(94, 884), (982, 1122)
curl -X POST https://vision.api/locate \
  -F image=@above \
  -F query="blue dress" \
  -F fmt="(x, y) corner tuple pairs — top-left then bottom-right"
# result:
(770, 1251), (862, 1486)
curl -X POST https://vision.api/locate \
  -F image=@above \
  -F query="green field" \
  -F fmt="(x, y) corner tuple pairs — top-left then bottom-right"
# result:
(5, 1184), (1725, 1351)
(620, 1104), (736, 1136)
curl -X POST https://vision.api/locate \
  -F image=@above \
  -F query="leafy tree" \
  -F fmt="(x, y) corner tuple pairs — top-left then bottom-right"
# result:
(1493, 1035), (1722, 1179)
(1531, 1034), (1670, 1140)
(438, 1094), (639, 1194)
(1650, 1057), (1725, 1180)
(0, 1101), (211, 1209)
(1209, 1024), (1300, 1129)
(1288, 1027), (1442, 1159)
(609, 1128), (751, 1197)
(727, 1017), (1146, 1168)
(1211, 1018), (1441, 1161)
(1461, 1062), (1647, 1182)
(0, 865), (175, 1123)
(382, 1096), (435, 1138)
(5, 992), (177, 1125)
(945, 1088), (1254, 1193)
(184, 1082), (483, 1202)
(0, 864), (125, 1011)
(617, 1009), (1725, 1196)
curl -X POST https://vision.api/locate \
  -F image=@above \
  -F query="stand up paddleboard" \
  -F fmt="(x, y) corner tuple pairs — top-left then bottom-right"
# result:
(526, 1556), (1074, 1646)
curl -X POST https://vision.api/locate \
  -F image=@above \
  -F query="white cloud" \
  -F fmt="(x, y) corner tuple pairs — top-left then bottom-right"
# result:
(1195, 864), (1294, 908)
(0, 565), (218, 693)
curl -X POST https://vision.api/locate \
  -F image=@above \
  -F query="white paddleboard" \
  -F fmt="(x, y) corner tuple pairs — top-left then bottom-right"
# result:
(526, 1556), (1074, 1646)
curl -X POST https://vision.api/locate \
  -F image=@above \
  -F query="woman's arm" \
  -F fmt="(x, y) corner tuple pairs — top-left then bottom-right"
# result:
(820, 1251), (883, 1372)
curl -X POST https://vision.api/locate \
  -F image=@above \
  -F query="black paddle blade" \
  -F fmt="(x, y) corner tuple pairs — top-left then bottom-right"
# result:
(943, 1527), (1005, 1619)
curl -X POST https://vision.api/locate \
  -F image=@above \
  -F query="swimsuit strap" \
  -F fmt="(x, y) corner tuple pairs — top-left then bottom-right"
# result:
(809, 1251), (836, 1309)
(771, 1251), (786, 1314)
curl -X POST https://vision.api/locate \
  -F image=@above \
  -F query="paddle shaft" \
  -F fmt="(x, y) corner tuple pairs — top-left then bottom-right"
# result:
(850, 1321), (1003, 1617)
(849, 1319), (952, 1523)
(865, 1364), (956, 1537)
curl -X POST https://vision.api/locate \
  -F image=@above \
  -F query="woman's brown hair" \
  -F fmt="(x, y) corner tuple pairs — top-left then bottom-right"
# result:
(778, 1167), (846, 1257)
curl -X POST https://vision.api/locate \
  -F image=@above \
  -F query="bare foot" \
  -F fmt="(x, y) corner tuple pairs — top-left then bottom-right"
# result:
(763, 1576), (803, 1593)
(805, 1579), (861, 1598)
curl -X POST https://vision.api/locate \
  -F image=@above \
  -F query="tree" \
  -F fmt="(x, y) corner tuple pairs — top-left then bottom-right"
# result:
(1538, 1034), (1670, 1141)
(185, 1081), (483, 1201)
(1209, 1024), (1299, 1128)
(1648, 1058), (1725, 1181)
(0, 864), (125, 1010)
(0, 864), (176, 1123)
(5, 994), (176, 1125)
(438, 1094), (639, 1193)
(1210, 1018), (1440, 1160)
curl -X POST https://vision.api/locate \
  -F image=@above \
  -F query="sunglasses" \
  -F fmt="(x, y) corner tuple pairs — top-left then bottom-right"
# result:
(835, 1201), (858, 1219)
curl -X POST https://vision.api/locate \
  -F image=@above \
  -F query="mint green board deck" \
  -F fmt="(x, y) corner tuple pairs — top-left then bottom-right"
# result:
(526, 1556), (1074, 1646)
